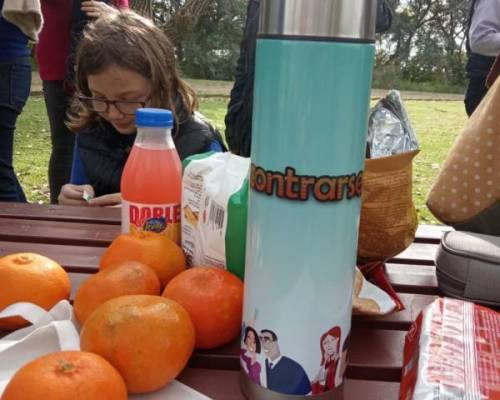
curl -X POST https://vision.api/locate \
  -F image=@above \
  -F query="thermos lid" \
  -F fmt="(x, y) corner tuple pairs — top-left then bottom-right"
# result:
(136, 108), (173, 128)
(259, 0), (377, 42)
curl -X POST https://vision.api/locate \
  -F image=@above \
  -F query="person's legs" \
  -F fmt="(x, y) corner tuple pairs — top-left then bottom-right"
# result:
(464, 75), (489, 117)
(0, 57), (31, 202)
(42, 81), (75, 204)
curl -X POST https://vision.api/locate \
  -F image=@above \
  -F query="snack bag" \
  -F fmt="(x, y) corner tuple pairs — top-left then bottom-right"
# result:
(358, 150), (419, 261)
(181, 152), (250, 279)
(359, 90), (419, 262)
(400, 297), (500, 400)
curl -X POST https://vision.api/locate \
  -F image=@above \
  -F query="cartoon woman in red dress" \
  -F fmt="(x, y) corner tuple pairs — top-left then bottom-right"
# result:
(311, 326), (341, 394)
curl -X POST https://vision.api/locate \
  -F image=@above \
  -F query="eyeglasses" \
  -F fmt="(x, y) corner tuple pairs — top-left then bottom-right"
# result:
(259, 335), (275, 343)
(77, 95), (149, 115)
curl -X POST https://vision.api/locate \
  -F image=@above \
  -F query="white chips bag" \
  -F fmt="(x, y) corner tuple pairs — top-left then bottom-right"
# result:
(181, 152), (250, 276)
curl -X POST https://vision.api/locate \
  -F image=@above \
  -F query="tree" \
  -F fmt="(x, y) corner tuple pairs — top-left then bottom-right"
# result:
(152, 0), (246, 80)
(376, 0), (470, 90)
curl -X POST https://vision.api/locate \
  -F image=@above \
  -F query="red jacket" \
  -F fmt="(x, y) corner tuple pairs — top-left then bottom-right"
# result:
(36, 0), (128, 81)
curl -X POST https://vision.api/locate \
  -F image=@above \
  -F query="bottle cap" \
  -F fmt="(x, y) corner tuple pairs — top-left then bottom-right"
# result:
(136, 108), (173, 128)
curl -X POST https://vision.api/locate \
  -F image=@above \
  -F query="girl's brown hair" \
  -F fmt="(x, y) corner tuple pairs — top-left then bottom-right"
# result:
(69, 11), (197, 131)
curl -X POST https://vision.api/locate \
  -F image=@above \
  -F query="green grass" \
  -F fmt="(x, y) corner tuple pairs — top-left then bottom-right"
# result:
(196, 97), (228, 134)
(14, 96), (466, 224)
(14, 97), (51, 204)
(405, 101), (466, 224)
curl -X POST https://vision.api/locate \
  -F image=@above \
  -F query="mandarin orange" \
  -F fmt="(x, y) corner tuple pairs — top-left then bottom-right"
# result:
(1, 351), (127, 400)
(99, 231), (185, 287)
(162, 266), (244, 349)
(80, 295), (195, 393)
(0, 253), (71, 330)
(73, 261), (160, 324)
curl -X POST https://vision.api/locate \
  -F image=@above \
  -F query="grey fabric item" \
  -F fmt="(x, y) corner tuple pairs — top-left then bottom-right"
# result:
(435, 230), (500, 307)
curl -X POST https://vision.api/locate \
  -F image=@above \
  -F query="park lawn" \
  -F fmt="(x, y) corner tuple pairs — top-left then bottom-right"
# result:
(14, 96), (466, 224)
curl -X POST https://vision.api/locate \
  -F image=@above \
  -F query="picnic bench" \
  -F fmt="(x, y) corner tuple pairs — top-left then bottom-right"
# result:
(0, 202), (450, 400)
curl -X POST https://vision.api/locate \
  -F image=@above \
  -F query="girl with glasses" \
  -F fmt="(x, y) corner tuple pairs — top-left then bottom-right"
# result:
(58, 10), (225, 206)
(36, 0), (129, 204)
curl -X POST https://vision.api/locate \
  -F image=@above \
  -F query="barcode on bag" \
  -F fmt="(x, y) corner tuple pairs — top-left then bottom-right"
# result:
(208, 201), (225, 230)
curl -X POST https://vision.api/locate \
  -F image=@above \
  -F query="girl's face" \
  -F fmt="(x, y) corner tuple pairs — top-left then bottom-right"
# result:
(87, 65), (152, 134)
(323, 334), (338, 358)
(245, 330), (257, 353)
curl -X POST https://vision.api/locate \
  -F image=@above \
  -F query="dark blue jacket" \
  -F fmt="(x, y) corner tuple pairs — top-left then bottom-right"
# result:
(265, 357), (311, 395)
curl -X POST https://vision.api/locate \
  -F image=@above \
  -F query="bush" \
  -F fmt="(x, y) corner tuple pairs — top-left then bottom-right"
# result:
(372, 64), (465, 94)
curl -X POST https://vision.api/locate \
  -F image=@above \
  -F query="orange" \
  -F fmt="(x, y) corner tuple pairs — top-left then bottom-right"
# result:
(1, 351), (127, 400)
(99, 231), (185, 287)
(73, 261), (160, 324)
(162, 266), (244, 349)
(80, 295), (195, 393)
(0, 253), (71, 330)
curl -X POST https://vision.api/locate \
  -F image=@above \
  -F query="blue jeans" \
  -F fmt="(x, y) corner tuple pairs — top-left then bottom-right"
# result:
(0, 57), (31, 202)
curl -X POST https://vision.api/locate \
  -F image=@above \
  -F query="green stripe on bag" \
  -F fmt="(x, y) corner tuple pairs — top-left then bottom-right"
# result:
(225, 178), (248, 280)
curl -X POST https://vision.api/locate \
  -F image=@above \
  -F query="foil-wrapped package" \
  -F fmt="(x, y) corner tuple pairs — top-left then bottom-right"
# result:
(367, 90), (419, 158)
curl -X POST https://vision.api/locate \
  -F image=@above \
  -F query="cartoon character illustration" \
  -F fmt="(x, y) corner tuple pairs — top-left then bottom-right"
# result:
(311, 326), (341, 394)
(337, 332), (350, 386)
(240, 326), (262, 384)
(259, 329), (311, 395)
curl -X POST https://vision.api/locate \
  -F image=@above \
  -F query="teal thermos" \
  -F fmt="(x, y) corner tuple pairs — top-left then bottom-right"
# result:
(240, 1), (377, 399)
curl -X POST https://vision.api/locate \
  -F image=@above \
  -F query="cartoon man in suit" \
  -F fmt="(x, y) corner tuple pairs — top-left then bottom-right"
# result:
(259, 329), (311, 395)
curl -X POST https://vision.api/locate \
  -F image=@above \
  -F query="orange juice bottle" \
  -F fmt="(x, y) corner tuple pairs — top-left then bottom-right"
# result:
(121, 108), (181, 243)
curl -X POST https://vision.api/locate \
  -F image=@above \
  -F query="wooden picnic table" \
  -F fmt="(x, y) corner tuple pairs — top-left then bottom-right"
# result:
(0, 202), (450, 400)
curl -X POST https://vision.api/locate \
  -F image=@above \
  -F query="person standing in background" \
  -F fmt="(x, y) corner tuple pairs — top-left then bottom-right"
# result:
(0, 0), (43, 202)
(36, 0), (128, 204)
(464, 0), (500, 116)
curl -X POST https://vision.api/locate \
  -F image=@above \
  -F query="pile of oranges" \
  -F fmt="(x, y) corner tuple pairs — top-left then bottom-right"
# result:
(0, 230), (244, 398)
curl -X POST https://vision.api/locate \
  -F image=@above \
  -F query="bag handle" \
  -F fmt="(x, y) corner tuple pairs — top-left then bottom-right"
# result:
(0, 300), (79, 352)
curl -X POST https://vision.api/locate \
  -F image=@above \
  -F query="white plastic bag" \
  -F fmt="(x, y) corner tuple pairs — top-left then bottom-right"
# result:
(0, 301), (212, 399)
(0, 300), (79, 395)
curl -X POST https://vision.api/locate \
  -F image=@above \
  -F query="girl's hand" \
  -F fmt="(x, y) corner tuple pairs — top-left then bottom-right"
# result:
(81, 1), (117, 18)
(58, 184), (95, 206)
(89, 192), (122, 207)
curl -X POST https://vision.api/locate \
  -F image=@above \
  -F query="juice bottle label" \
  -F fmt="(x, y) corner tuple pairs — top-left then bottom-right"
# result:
(121, 200), (181, 244)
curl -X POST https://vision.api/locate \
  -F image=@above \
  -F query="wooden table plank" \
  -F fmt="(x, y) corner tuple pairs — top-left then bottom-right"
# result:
(414, 224), (451, 244)
(0, 202), (120, 224)
(347, 329), (405, 382)
(177, 368), (243, 400)
(386, 263), (438, 295)
(343, 379), (400, 400)
(0, 241), (104, 273)
(1, 243), (440, 292)
(177, 369), (400, 400)
(389, 242), (438, 266)
(0, 218), (119, 247)
(353, 293), (436, 331)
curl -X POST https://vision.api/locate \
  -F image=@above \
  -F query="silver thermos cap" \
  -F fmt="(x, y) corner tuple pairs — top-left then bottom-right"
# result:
(259, 0), (377, 41)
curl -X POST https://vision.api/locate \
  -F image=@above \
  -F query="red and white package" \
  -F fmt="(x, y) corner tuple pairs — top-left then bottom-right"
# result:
(400, 298), (500, 400)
